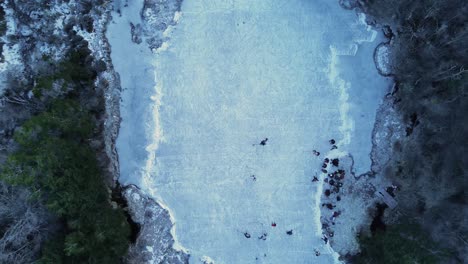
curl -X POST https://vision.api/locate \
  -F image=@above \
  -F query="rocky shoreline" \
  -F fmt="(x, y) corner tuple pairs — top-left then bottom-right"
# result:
(317, 6), (405, 258)
(317, 91), (405, 258)
(101, 1), (190, 262)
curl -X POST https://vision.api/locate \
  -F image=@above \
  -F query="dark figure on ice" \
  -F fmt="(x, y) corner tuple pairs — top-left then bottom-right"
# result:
(322, 236), (328, 244)
(312, 150), (320, 156)
(331, 158), (339, 167)
(258, 233), (267, 240)
(312, 176), (319, 182)
(329, 139), (336, 144)
(244, 232), (251, 238)
(260, 138), (268, 145)
(286, 230), (293, 235)
(251, 175), (256, 181)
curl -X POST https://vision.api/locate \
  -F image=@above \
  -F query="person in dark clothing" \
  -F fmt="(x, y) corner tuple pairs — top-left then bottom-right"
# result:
(322, 236), (328, 244)
(329, 139), (336, 144)
(244, 232), (251, 238)
(286, 230), (293, 235)
(260, 138), (268, 145)
(313, 150), (320, 156)
(335, 173), (343, 180)
(312, 176), (319, 182)
(331, 158), (339, 167)
(258, 233), (267, 240)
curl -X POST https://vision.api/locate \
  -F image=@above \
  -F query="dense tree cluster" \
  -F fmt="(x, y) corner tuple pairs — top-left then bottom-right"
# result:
(1, 100), (130, 263)
(363, 0), (467, 82)
(0, 1), (131, 262)
(352, 222), (452, 264)
(353, 0), (468, 262)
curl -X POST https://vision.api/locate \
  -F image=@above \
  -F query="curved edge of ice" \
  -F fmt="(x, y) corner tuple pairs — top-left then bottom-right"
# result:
(328, 46), (353, 147)
(142, 10), (192, 258)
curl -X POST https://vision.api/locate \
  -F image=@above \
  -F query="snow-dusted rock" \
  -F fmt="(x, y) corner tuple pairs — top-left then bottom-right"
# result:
(124, 185), (189, 264)
(374, 42), (393, 76)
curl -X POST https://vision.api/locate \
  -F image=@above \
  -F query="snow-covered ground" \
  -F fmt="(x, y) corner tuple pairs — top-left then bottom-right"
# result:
(0, 1), (22, 95)
(108, 0), (391, 263)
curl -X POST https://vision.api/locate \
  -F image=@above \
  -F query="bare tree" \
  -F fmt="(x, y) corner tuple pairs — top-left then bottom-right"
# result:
(0, 183), (51, 264)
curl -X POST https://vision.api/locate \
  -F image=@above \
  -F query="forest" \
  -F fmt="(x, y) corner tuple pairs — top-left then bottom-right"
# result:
(351, 0), (468, 263)
(0, 25), (131, 264)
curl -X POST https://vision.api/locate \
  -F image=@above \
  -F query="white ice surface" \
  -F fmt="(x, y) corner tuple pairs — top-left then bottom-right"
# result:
(108, 0), (390, 263)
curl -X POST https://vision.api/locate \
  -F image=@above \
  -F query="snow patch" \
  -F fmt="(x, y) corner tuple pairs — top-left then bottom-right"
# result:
(374, 43), (392, 76)
(174, 11), (182, 23)
(0, 2), (23, 93)
(200, 256), (215, 264)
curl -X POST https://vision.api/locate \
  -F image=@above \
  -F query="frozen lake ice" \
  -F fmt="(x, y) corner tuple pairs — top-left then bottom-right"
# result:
(108, 0), (390, 263)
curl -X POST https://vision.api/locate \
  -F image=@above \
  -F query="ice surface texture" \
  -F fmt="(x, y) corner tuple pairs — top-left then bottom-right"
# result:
(108, 0), (390, 263)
